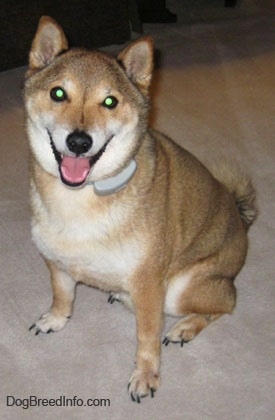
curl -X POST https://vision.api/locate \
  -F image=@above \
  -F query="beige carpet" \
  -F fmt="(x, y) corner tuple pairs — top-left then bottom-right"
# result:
(0, 13), (274, 420)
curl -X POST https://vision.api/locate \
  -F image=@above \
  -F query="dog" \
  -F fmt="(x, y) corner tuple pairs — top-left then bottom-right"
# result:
(25, 16), (257, 402)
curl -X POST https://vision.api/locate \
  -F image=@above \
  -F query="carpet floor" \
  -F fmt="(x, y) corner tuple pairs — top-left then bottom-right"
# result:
(0, 10), (274, 420)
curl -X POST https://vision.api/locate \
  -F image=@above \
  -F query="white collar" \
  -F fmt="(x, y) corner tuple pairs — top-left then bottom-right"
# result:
(88, 160), (137, 196)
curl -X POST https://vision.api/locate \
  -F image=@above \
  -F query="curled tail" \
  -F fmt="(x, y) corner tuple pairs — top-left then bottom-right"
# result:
(211, 162), (257, 229)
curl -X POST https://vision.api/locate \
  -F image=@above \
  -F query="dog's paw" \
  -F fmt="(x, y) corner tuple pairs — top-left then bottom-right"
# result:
(127, 369), (160, 403)
(108, 292), (134, 311)
(29, 312), (70, 335)
(163, 314), (211, 346)
(162, 325), (192, 347)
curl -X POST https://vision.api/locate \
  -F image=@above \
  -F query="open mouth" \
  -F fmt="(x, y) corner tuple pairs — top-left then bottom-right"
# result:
(47, 130), (113, 187)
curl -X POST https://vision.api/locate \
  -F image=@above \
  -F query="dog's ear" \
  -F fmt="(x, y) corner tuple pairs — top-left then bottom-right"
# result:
(28, 16), (68, 72)
(117, 37), (154, 95)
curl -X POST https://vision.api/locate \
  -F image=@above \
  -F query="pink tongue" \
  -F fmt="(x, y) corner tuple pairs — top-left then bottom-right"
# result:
(60, 156), (90, 184)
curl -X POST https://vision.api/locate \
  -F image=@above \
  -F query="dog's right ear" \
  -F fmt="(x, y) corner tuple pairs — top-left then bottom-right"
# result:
(28, 16), (68, 73)
(117, 37), (154, 96)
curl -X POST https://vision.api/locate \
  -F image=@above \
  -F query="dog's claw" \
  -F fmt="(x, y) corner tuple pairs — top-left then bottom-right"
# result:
(129, 389), (154, 403)
(128, 383), (145, 403)
(29, 323), (42, 335)
(162, 337), (170, 346)
(108, 293), (120, 304)
(162, 336), (189, 347)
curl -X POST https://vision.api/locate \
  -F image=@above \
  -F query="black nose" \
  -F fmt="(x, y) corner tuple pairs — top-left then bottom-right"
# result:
(66, 130), (93, 155)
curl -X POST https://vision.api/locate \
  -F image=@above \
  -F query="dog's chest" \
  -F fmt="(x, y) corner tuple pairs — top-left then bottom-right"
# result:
(31, 187), (144, 290)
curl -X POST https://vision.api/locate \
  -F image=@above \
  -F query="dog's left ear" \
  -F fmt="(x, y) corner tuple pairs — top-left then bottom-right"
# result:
(118, 37), (154, 95)
(28, 16), (68, 73)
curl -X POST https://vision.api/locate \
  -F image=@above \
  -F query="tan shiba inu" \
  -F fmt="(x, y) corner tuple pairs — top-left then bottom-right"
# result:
(25, 16), (257, 402)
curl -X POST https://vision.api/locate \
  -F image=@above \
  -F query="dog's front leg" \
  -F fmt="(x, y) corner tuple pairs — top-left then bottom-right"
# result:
(128, 271), (164, 402)
(29, 261), (76, 335)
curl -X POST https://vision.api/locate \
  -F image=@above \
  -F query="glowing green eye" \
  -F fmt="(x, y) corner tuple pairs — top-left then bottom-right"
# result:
(103, 96), (118, 109)
(50, 87), (67, 102)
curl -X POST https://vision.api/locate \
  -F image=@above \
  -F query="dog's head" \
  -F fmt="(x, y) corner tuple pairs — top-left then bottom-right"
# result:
(24, 16), (153, 188)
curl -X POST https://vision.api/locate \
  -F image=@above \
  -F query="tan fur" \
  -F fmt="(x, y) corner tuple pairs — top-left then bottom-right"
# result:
(25, 17), (257, 403)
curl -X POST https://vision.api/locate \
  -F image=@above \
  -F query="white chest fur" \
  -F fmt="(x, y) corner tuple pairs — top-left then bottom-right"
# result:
(31, 182), (144, 291)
